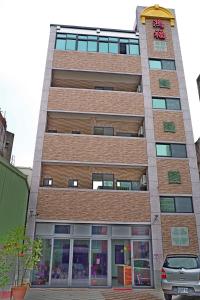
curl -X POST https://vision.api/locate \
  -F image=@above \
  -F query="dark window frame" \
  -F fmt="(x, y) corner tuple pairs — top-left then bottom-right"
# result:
(152, 97), (181, 111)
(156, 143), (187, 158)
(92, 173), (114, 190)
(68, 179), (78, 188)
(149, 58), (176, 70)
(43, 178), (53, 187)
(160, 196), (193, 213)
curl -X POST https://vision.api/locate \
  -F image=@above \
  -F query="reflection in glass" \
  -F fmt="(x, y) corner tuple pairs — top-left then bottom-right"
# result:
(91, 240), (107, 286)
(32, 239), (51, 285)
(72, 240), (90, 286)
(133, 241), (151, 286)
(51, 239), (70, 286)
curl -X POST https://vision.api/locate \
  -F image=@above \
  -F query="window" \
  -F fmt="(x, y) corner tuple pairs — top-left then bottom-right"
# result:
(54, 224), (70, 234)
(163, 122), (176, 133)
(43, 178), (53, 187)
(116, 180), (140, 190)
(92, 225), (108, 235)
(93, 127), (114, 136)
(68, 179), (78, 188)
(159, 79), (170, 89)
(55, 33), (140, 56)
(152, 97), (181, 110)
(154, 41), (167, 52)
(132, 226), (150, 236)
(156, 143), (187, 158)
(160, 196), (193, 213)
(149, 59), (176, 70)
(168, 171), (181, 184)
(92, 173), (114, 190)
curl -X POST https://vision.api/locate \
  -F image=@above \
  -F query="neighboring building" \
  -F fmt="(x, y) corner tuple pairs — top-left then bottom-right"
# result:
(17, 167), (32, 187)
(28, 5), (200, 289)
(195, 138), (200, 177)
(0, 111), (14, 162)
(0, 156), (29, 236)
(197, 74), (200, 100)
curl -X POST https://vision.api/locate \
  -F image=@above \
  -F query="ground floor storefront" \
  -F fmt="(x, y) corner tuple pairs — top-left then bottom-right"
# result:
(32, 223), (153, 288)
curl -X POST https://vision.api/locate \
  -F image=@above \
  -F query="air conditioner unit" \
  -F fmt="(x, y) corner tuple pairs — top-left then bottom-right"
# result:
(138, 126), (144, 137)
(140, 174), (147, 186)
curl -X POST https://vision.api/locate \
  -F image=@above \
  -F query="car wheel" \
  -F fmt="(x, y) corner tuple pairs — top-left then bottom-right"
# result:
(164, 294), (172, 300)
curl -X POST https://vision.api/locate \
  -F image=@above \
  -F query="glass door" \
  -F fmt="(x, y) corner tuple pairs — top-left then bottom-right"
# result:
(131, 240), (152, 287)
(51, 239), (70, 286)
(91, 240), (108, 286)
(72, 240), (90, 287)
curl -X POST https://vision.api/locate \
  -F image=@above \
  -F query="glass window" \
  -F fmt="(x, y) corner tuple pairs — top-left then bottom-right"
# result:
(129, 39), (139, 44)
(67, 34), (76, 39)
(129, 44), (140, 55)
(160, 197), (175, 212)
(109, 43), (118, 53)
(92, 173), (114, 190)
(166, 99), (181, 110)
(149, 59), (162, 69)
(99, 36), (109, 41)
(92, 226), (108, 235)
(156, 144), (171, 156)
(171, 144), (187, 158)
(116, 181), (132, 190)
(57, 34), (67, 38)
(88, 41), (97, 52)
(88, 35), (98, 40)
(77, 40), (87, 51)
(152, 98), (166, 109)
(55, 224), (70, 234)
(91, 240), (108, 286)
(99, 42), (109, 53)
(94, 127), (113, 136)
(162, 60), (176, 70)
(120, 38), (129, 43)
(132, 226), (150, 236)
(78, 35), (88, 40)
(43, 178), (53, 187)
(68, 179), (78, 188)
(104, 127), (114, 136)
(164, 256), (198, 269)
(119, 43), (127, 54)
(159, 79), (170, 89)
(109, 37), (118, 42)
(154, 41), (167, 52)
(175, 197), (193, 213)
(32, 239), (52, 286)
(66, 39), (76, 50)
(56, 39), (66, 50)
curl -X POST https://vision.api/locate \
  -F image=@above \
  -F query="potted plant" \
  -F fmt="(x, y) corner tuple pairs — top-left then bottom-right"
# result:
(0, 227), (42, 300)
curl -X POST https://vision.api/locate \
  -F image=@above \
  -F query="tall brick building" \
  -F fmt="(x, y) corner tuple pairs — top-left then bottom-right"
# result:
(28, 5), (200, 288)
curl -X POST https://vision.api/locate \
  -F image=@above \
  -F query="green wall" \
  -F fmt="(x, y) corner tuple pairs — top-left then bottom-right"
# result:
(0, 156), (29, 237)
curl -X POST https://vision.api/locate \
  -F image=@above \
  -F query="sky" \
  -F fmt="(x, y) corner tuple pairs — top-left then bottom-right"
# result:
(0, 0), (200, 167)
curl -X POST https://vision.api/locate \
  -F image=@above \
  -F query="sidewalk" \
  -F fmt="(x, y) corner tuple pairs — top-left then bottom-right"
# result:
(2, 288), (199, 300)
(24, 288), (190, 300)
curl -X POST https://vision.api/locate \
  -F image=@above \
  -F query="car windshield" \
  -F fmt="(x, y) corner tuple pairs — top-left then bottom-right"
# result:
(165, 257), (198, 269)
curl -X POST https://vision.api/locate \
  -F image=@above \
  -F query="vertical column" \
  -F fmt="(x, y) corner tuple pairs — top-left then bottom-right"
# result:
(136, 7), (163, 288)
(27, 26), (56, 238)
(172, 19), (200, 251)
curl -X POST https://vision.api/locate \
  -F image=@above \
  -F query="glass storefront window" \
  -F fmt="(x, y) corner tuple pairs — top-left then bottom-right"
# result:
(32, 239), (51, 285)
(91, 240), (108, 286)
(92, 226), (108, 235)
(72, 240), (90, 286)
(133, 241), (151, 286)
(51, 239), (70, 286)
(132, 226), (150, 237)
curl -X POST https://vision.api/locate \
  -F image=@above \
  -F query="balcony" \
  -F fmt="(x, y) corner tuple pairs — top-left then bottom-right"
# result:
(40, 164), (148, 191)
(37, 188), (150, 223)
(53, 50), (141, 74)
(42, 134), (147, 165)
(48, 87), (144, 116)
(46, 112), (144, 138)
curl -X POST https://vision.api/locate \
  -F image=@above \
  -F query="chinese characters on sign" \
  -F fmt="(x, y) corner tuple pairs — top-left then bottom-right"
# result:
(153, 19), (166, 40)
